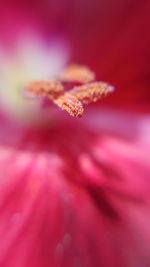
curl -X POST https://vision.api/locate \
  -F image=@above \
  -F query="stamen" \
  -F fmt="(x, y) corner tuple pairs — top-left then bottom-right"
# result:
(69, 82), (114, 104)
(54, 94), (84, 117)
(26, 80), (64, 100)
(60, 64), (95, 83)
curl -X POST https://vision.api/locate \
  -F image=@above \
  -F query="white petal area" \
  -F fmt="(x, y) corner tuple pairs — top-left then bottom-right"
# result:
(0, 34), (69, 125)
(15, 35), (69, 80)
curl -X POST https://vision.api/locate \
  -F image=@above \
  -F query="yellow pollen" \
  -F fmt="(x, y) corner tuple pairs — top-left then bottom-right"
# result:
(54, 94), (84, 117)
(69, 82), (114, 104)
(26, 80), (64, 100)
(60, 64), (95, 83)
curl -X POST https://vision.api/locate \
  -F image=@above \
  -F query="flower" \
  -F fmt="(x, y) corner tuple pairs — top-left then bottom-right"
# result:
(0, 1), (150, 267)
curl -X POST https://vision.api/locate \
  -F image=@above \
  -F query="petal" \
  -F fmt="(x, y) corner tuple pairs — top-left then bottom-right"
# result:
(0, 109), (150, 266)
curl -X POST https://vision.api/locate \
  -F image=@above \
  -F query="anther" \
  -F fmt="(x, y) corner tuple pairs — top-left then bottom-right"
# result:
(69, 82), (114, 104)
(26, 80), (64, 100)
(60, 64), (95, 83)
(54, 94), (84, 117)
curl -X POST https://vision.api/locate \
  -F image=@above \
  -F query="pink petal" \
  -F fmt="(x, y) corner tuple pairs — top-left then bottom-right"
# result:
(0, 110), (149, 266)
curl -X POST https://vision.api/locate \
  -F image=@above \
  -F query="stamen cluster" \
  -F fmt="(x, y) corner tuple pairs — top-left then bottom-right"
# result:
(26, 64), (114, 117)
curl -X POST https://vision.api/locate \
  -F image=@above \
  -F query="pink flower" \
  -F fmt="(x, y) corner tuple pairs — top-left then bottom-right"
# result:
(0, 1), (150, 267)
